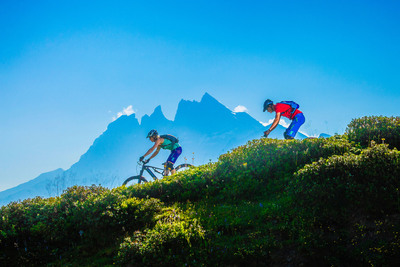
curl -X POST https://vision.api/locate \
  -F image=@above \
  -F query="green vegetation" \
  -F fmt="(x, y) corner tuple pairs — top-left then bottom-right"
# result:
(1, 116), (400, 266)
(346, 115), (400, 149)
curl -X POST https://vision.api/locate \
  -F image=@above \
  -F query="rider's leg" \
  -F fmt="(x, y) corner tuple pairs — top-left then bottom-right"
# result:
(166, 161), (174, 175)
(166, 147), (182, 175)
(164, 164), (170, 176)
(284, 113), (305, 139)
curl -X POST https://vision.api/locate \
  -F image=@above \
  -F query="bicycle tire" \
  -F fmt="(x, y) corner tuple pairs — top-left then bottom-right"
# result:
(122, 175), (148, 186)
(175, 163), (194, 172)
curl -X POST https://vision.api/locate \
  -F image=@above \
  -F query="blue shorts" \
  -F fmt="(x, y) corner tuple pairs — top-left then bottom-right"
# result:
(167, 146), (182, 165)
(284, 113), (305, 139)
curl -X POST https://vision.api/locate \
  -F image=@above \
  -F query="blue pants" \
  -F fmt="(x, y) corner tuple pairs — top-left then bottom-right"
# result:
(167, 146), (182, 165)
(284, 113), (305, 139)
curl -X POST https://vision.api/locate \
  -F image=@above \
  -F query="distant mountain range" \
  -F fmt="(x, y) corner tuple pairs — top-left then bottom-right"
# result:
(0, 93), (327, 206)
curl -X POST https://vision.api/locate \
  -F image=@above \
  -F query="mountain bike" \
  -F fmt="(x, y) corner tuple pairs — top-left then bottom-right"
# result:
(122, 161), (193, 186)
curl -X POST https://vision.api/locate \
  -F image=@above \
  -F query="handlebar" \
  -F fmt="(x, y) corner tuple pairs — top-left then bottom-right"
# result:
(139, 159), (150, 165)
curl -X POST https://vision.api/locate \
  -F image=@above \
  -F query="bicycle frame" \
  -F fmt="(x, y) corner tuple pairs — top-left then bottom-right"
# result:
(138, 162), (166, 181)
(123, 161), (193, 186)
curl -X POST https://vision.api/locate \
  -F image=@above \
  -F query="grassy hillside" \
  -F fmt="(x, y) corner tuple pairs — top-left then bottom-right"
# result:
(1, 116), (400, 266)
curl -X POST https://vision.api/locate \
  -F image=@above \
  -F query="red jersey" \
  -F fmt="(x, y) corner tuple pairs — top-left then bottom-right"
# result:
(275, 103), (302, 120)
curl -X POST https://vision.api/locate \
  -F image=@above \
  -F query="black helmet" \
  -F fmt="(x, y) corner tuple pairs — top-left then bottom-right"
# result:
(263, 99), (273, 112)
(147, 129), (158, 139)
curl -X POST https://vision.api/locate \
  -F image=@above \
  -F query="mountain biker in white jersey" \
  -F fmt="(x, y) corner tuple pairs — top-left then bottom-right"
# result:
(139, 130), (182, 176)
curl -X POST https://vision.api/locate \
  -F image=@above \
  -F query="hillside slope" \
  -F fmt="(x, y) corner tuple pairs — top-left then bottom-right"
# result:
(1, 116), (399, 266)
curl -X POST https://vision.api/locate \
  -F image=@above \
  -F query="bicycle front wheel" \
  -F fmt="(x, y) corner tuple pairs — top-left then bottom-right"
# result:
(175, 163), (194, 172)
(122, 175), (148, 186)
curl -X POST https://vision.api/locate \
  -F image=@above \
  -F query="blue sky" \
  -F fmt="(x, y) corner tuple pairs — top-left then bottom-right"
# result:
(1, 0), (399, 191)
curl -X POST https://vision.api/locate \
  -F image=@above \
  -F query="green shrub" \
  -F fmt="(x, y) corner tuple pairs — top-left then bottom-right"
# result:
(216, 137), (351, 199)
(117, 197), (164, 231)
(290, 144), (400, 264)
(346, 116), (400, 149)
(292, 144), (400, 220)
(125, 137), (351, 203)
(0, 185), (164, 265)
(0, 196), (64, 264)
(187, 200), (279, 265)
(115, 208), (206, 266)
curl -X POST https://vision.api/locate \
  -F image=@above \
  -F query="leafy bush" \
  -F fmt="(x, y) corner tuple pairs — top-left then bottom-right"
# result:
(125, 137), (351, 203)
(289, 144), (400, 264)
(186, 200), (282, 266)
(0, 185), (164, 265)
(0, 197), (58, 264)
(346, 116), (400, 149)
(116, 208), (206, 266)
(292, 144), (400, 220)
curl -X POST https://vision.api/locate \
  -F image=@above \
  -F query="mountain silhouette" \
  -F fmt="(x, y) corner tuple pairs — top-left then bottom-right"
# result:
(0, 169), (64, 206)
(0, 93), (308, 206)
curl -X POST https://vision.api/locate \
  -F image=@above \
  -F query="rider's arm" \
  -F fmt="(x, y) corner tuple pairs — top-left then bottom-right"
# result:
(142, 138), (163, 158)
(265, 112), (281, 136)
(148, 146), (161, 160)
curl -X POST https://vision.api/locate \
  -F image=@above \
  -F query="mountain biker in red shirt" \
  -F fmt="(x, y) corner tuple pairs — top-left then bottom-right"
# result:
(263, 99), (305, 139)
(139, 130), (182, 176)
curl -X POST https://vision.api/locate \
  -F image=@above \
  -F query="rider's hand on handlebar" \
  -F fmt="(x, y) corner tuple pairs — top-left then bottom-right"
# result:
(139, 156), (144, 162)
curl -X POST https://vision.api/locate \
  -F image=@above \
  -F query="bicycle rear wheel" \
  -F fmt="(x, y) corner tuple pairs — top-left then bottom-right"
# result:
(175, 163), (193, 172)
(122, 175), (148, 186)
